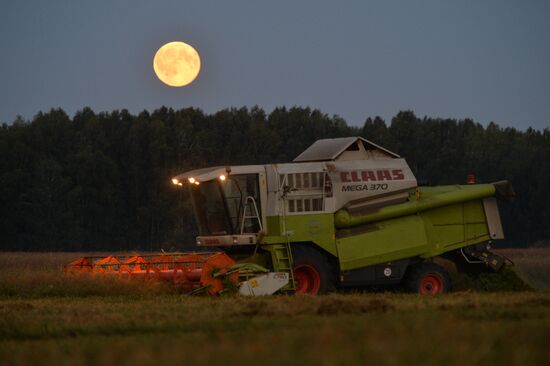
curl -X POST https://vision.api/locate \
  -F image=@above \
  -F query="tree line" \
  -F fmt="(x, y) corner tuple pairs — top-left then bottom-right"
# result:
(0, 107), (548, 251)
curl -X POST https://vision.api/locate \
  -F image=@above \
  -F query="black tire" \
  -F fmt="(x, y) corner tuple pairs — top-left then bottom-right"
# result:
(291, 245), (335, 295)
(404, 262), (451, 294)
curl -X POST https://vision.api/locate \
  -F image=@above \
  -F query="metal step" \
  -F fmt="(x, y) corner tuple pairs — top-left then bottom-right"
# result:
(265, 243), (295, 291)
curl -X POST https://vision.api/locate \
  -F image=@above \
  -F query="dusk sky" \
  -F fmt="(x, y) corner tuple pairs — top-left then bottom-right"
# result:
(1, 0), (549, 130)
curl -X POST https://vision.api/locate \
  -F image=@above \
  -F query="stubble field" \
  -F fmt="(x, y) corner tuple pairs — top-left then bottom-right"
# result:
(0, 250), (549, 366)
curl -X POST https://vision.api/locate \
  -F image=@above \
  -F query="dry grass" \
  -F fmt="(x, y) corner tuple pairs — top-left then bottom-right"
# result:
(0, 251), (549, 366)
(1, 292), (549, 365)
(0, 252), (180, 298)
(496, 248), (550, 291)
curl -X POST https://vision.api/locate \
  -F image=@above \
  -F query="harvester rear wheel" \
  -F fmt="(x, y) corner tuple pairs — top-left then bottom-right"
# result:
(292, 245), (335, 295)
(405, 262), (451, 295)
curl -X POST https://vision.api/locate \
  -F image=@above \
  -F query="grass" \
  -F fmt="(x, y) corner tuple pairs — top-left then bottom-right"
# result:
(0, 251), (549, 365)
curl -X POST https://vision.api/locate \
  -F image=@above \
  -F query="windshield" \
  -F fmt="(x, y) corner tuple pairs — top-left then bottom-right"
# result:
(190, 174), (261, 235)
(190, 180), (232, 235)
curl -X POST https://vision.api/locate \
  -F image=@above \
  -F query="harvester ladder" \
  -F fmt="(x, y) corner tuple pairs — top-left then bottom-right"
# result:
(268, 243), (295, 292)
(268, 172), (295, 292)
(240, 196), (263, 234)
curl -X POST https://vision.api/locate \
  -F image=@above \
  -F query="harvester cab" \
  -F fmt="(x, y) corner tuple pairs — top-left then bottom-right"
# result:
(173, 164), (267, 246)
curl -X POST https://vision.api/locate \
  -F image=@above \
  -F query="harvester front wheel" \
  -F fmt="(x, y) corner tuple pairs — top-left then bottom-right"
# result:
(292, 245), (334, 295)
(405, 262), (451, 295)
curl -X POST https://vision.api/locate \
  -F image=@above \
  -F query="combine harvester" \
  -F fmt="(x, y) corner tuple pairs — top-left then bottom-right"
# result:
(66, 137), (514, 295)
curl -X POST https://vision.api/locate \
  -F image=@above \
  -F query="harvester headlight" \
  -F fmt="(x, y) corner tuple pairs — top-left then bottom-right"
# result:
(171, 178), (179, 185)
(194, 181), (200, 186)
(188, 177), (196, 184)
(219, 174), (226, 181)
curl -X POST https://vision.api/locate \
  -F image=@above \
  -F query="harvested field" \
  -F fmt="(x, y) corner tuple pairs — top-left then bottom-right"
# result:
(0, 251), (549, 366)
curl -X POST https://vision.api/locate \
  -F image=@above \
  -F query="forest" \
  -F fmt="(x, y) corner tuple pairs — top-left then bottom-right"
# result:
(0, 106), (548, 251)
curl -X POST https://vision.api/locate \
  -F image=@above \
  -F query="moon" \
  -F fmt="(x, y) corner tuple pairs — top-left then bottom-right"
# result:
(153, 41), (201, 87)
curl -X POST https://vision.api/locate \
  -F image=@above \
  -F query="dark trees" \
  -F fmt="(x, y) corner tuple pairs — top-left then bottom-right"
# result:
(0, 107), (548, 250)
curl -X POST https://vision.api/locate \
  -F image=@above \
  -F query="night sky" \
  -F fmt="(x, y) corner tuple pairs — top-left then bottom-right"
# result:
(1, 0), (549, 130)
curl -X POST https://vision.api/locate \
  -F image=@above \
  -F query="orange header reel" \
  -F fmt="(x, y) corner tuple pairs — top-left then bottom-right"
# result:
(64, 252), (239, 295)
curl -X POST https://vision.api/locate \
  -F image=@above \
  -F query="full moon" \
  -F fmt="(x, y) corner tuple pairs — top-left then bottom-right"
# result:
(153, 41), (201, 87)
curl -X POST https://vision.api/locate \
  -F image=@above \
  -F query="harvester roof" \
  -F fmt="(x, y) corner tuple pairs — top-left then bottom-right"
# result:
(293, 136), (399, 162)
